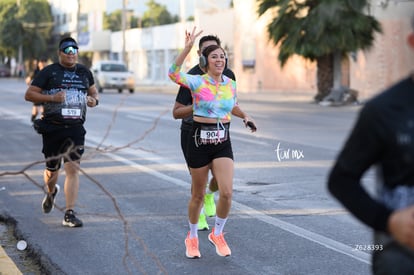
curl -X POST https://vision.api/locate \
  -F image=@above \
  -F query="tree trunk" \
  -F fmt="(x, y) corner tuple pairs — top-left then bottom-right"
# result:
(332, 51), (342, 90)
(315, 54), (333, 102)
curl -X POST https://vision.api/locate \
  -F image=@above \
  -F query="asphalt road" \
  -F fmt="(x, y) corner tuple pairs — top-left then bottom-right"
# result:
(0, 78), (374, 275)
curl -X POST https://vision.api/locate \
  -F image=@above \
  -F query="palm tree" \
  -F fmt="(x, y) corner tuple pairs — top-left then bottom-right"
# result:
(257, 0), (382, 102)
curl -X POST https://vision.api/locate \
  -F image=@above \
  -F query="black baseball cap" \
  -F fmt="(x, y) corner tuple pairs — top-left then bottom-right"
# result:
(59, 39), (78, 51)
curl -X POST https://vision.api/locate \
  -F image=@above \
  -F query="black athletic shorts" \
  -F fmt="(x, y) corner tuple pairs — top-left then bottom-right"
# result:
(41, 124), (86, 171)
(180, 122), (192, 167)
(187, 121), (233, 168)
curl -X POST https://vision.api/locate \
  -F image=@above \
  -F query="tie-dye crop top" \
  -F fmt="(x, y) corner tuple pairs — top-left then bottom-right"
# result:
(168, 63), (237, 121)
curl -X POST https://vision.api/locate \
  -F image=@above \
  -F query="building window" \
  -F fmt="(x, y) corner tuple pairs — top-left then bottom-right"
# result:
(146, 50), (152, 79)
(154, 50), (165, 81)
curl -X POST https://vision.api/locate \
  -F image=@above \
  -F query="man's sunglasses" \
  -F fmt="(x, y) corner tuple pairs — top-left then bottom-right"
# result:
(62, 46), (78, 55)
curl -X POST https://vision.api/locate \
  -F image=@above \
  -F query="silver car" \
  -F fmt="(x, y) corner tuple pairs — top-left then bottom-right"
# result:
(92, 61), (135, 93)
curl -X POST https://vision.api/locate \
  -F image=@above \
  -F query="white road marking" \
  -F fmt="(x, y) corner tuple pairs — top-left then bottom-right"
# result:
(2, 106), (370, 265)
(86, 135), (371, 265)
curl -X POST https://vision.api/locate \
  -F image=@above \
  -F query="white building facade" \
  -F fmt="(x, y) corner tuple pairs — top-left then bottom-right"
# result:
(47, 0), (414, 99)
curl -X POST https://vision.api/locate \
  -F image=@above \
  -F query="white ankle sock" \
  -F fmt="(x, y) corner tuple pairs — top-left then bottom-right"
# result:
(214, 216), (227, 235)
(189, 222), (198, 238)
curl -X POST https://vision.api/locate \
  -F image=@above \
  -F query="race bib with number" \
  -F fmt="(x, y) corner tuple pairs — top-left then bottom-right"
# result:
(200, 129), (226, 140)
(196, 123), (229, 145)
(62, 107), (81, 118)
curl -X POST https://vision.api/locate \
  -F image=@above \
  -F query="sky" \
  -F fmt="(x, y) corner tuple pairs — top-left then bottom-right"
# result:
(106, 0), (232, 18)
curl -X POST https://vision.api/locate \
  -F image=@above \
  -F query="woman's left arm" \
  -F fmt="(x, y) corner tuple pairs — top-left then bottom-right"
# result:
(231, 105), (248, 120)
(231, 105), (257, 132)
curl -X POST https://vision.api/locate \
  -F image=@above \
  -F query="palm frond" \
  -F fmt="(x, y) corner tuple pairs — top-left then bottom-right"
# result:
(256, 0), (382, 66)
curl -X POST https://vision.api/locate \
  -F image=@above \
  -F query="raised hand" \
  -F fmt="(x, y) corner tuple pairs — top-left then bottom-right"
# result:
(172, 27), (203, 67)
(185, 27), (203, 49)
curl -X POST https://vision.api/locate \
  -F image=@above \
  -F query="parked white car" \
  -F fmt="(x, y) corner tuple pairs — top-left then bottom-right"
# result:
(91, 61), (135, 93)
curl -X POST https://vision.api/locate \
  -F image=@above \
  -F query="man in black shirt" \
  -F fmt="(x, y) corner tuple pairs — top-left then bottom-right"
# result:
(26, 57), (48, 122)
(25, 37), (99, 228)
(328, 15), (414, 274)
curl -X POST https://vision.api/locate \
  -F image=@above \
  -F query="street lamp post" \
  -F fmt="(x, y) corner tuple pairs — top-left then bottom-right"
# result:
(17, 0), (23, 77)
(121, 0), (127, 65)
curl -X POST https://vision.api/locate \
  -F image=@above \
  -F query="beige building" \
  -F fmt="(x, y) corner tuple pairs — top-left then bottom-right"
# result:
(232, 0), (414, 100)
(48, 0), (414, 100)
(351, 0), (414, 99)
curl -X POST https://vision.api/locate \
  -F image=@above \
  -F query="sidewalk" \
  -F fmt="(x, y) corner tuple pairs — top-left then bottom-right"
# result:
(0, 246), (22, 275)
(0, 223), (23, 275)
(1, 77), (316, 104)
(133, 84), (315, 103)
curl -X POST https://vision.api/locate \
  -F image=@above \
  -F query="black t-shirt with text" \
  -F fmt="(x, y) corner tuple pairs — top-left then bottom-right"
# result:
(31, 63), (95, 125)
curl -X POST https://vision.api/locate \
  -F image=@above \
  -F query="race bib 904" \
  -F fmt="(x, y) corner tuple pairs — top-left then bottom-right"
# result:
(200, 129), (226, 140)
(195, 123), (229, 146)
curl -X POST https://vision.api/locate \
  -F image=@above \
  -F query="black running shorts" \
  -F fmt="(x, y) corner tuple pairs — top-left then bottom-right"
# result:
(187, 121), (233, 168)
(41, 124), (86, 171)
